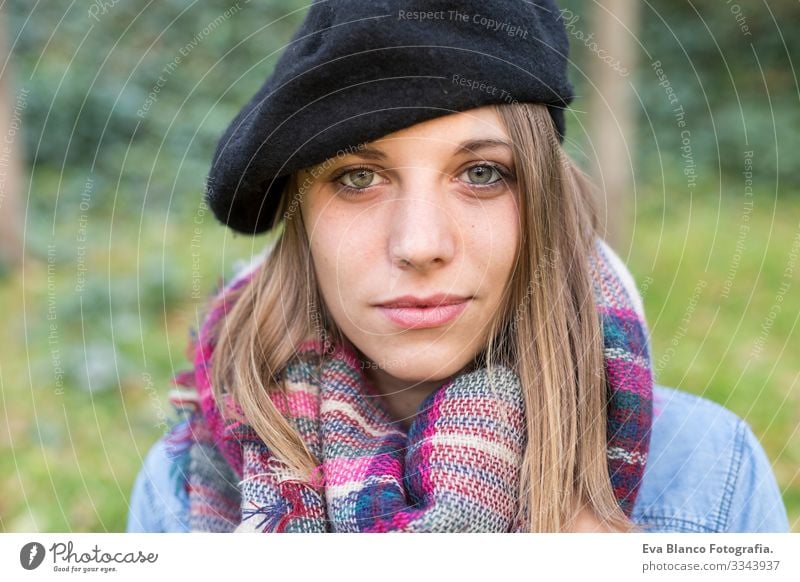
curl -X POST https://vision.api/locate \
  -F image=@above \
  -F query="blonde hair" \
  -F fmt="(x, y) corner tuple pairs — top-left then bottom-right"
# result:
(208, 102), (640, 532)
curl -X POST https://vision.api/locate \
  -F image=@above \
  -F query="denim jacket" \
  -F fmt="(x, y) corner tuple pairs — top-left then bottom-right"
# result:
(126, 384), (790, 533)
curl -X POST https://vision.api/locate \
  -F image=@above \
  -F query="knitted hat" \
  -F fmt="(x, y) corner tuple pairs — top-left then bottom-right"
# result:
(206, 0), (575, 235)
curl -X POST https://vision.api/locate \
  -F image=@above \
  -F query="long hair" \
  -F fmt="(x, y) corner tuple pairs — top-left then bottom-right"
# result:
(208, 102), (639, 532)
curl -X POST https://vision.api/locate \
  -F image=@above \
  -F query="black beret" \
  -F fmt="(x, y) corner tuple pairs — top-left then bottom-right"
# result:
(207, 0), (574, 235)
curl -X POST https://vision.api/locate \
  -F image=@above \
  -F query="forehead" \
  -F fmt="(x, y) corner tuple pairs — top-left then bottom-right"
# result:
(299, 106), (510, 178)
(374, 106), (508, 144)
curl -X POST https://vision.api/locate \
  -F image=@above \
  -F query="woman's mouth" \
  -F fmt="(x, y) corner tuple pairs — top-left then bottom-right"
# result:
(377, 299), (470, 329)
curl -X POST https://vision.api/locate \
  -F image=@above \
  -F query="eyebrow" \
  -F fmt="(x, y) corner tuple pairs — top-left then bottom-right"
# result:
(348, 138), (513, 161)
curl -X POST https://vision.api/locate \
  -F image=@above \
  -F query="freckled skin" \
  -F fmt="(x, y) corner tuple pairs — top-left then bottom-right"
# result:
(299, 106), (520, 425)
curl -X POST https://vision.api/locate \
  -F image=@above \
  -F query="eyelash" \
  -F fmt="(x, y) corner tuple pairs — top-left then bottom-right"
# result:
(330, 163), (514, 198)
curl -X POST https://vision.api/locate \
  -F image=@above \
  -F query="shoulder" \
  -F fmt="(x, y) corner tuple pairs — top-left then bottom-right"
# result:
(632, 385), (790, 532)
(595, 238), (645, 319)
(127, 246), (276, 533)
(126, 434), (191, 532)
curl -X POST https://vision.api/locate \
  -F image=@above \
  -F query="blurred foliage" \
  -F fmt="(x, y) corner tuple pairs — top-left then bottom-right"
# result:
(7, 0), (311, 220)
(561, 0), (799, 194)
(0, 210), (260, 531)
(5, 0), (799, 224)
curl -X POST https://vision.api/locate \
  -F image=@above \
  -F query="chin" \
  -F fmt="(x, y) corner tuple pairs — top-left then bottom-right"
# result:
(370, 346), (472, 382)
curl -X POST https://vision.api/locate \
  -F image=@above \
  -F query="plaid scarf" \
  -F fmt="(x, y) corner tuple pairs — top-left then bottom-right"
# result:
(165, 238), (653, 532)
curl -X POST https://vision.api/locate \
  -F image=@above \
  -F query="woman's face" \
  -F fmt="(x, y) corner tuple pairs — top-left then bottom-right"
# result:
(298, 106), (520, 387)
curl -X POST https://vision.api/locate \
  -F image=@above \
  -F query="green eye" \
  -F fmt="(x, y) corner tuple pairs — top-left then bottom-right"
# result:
(340, 168), (377, 189)
(462, 164), (503, 186)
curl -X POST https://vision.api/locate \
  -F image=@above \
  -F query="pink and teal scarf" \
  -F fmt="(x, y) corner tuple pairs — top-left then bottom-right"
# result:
(165, 238), (653, 532)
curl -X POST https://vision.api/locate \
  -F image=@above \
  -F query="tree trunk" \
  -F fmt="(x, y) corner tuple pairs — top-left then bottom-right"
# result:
(587, 0), (640, 249)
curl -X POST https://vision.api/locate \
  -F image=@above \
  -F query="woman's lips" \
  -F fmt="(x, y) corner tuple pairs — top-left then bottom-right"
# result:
(377, 300), (470, 329)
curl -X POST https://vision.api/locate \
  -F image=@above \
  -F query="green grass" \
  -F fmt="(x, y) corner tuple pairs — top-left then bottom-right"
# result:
(1, 192), (797, 532)
(627, 191), (799, 531)
(0, 208), (259, 532)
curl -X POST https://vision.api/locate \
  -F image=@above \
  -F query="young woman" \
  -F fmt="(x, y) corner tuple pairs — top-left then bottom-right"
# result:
(127, 1), (789, 533)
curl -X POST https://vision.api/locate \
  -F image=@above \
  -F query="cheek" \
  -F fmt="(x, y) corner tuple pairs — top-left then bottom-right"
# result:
(311, 217), (378, 274)
(467, 199), (520, 293)
(305, 204), (379, 312)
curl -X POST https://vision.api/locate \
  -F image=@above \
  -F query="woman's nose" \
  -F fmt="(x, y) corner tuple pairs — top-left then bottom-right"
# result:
(388, 184), (456, 272)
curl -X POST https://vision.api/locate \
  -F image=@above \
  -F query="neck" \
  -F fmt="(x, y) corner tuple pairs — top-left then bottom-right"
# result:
(362, 365), (445, 430)
(341, 337), (444, 429)
(340, 337), (480, 429)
